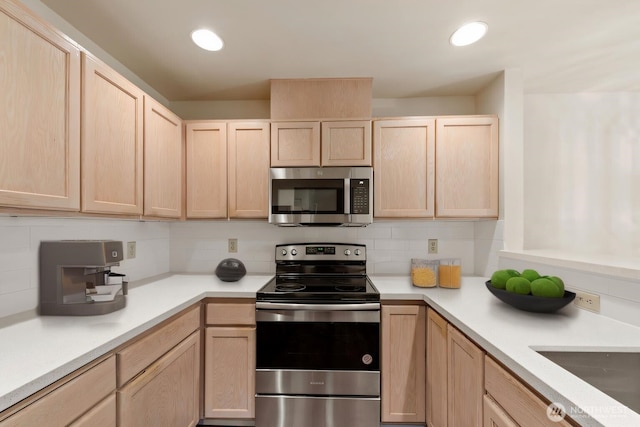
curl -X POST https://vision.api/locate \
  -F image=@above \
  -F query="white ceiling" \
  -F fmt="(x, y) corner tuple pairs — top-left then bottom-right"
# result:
(40, 0), (640, 101)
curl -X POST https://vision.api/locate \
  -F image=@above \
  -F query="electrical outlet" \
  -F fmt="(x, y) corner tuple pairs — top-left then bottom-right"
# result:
(428, 239), (438, 254)
(228, 238), (238, 253)
(127, 241), (136, 259)
(574, 290), (600, 313)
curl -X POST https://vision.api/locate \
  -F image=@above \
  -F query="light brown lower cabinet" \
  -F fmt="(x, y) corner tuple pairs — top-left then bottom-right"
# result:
(117, 331), (200, 427)
(203, 301), (256, 419)
(484, 357), (575, 427)
(483, 394), (518, 427)
(426, 308), (448, 427)
(70, 393), (116, 427)
(426, 307), (484, 427)
(381, 304), (426, 423)
(0, 356), (116, 427)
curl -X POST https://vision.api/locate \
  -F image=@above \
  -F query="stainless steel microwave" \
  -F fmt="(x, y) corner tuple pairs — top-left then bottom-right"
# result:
(269, 167), (373, 226)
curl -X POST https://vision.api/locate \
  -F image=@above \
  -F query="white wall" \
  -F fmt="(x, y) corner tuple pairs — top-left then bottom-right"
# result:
(523, 92), (640, 259)
(0, 217), (170, 318)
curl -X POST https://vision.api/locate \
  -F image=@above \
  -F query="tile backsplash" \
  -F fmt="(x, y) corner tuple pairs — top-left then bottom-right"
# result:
(170, 220), (495, 276)
(0, 216), (503, 318)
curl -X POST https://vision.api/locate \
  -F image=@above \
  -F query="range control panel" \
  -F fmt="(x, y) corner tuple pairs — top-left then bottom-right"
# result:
(275, 243), (366, 262)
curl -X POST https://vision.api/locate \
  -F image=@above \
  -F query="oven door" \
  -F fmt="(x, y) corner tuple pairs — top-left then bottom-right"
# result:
(255, 302), (380, 397)
(256, 303), (380, 427)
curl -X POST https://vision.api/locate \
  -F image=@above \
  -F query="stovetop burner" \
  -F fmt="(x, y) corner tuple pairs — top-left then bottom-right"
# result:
(275, 283), (306, 292)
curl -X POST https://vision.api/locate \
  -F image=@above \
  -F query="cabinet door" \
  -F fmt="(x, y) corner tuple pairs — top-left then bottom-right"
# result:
(204, 326), (256, 418)
(381, 305), (426, 423)
(0, 1), (80, 211)
(81, 52), (144, 215)
(321, 120), (372, 166)
(483, 395), (519, 427)
(143, 96), (183, 218)
(228, 121), (270, 218)
(118, 332), (200, 427)
(185, 121), (227, 218)
(448, 325), (484, 427)
(435, 116), (498, 218)
(270, 121), (320, 166)
(373, 119), (436, 218)
(426, 308), (448, 427)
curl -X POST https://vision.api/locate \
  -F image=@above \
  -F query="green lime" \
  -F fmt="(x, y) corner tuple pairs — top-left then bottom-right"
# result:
(547, 276), (565, 294)
(506, 277), (531, 295)
(531, 278), (564, 298)
(521, 269), (540, 282)
(490, 269), (520, 289)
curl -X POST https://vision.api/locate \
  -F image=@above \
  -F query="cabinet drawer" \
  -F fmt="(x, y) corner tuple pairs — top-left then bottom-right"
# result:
(70, 393), (116, 427)
(117, 304), (200, 387)
(485, 357), (573, 427)
(0, 356), (115, 427)
(206, 302), (255, 326)
(483, 394), (518, 427)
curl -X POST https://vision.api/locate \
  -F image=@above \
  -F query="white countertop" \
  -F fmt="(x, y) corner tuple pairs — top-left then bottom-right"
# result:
(1, 274), (639, 426)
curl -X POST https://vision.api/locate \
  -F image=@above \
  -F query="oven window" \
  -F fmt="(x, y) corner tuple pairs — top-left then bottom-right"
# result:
(272, 179), (344, 214)
(256, 321), (380, 371)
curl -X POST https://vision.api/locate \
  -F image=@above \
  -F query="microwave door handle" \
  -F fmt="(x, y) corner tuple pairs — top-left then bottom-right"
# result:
(344, 179), (350, 214)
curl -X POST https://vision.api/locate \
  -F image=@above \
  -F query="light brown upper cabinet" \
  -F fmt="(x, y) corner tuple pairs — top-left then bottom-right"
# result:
(228, 121), (271, 218)
(185, 122), (228, 218)
(186, 121), (270, 219)
(81, 52), (144, 215)
(374, 115), (498, 219)
(271, 120), (371, 167)
(143, 96), (183, 219)
(435, 116), (498, 218)
(271, 121), (320, 167)
(321, 121), (372, 166)
(373, 118), (436, 218)
(0, 0), (81, 211)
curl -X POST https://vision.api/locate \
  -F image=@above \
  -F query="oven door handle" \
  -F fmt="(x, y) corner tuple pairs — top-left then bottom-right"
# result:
(255, 302), (380, 311)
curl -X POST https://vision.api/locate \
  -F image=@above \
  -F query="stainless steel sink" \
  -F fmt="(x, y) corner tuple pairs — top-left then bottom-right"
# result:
(537, 350), (640, 413)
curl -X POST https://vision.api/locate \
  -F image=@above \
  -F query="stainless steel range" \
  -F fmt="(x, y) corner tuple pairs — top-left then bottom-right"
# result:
(255, 243), (380, 427)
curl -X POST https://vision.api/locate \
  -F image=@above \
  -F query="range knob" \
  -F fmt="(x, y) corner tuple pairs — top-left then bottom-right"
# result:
(291, 249), (298, 256)
(354, 249), (362, 256)
(280, 249), (287, 256)
(344, 249), (351, 256)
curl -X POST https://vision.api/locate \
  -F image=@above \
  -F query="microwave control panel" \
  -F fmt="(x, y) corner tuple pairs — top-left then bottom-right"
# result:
(350, 179), (370, 214)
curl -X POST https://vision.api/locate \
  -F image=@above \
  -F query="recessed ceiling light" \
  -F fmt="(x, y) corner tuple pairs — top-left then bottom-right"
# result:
(191, 28), (224, 51)
(450, 21), (488, 47)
